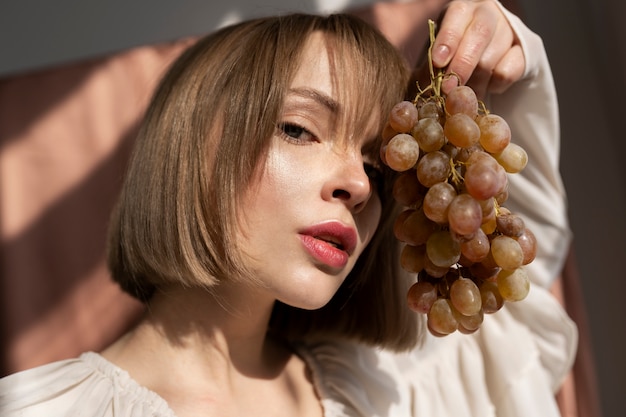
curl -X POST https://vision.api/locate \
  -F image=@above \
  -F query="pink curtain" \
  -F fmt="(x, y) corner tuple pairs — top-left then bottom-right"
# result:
(0, 38), (194, 374)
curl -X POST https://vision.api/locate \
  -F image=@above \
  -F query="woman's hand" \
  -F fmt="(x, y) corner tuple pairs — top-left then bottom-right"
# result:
(433, 0), (525, 98)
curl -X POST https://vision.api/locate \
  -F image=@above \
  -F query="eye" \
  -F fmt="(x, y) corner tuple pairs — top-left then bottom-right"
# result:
(277, 122), (317, 144)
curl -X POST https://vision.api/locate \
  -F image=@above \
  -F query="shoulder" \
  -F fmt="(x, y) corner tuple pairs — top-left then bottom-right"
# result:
(0, 352), (175, 417)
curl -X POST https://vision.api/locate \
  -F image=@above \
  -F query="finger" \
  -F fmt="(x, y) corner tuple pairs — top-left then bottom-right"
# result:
(464, 19), (516, 98)
(487, 44), (525, 94)
(443, 4), (499, 92)
(431, 1), (475, 68)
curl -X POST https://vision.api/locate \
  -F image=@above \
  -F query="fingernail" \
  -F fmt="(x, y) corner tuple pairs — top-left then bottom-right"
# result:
(433, 45), (450, 67)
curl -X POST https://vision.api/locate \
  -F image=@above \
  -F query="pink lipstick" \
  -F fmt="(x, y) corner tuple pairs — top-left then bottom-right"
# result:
(299, 222), (358, 269)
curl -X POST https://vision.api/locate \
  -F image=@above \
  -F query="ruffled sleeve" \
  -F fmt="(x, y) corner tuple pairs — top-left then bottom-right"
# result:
(0, 352), (175, 417)
(491, 1), (573, 289)
(301, 287), (576, 417)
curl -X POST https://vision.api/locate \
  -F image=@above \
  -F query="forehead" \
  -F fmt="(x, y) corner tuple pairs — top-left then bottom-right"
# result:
(289, 31), (382, 142)
(290, 31), (333, 98)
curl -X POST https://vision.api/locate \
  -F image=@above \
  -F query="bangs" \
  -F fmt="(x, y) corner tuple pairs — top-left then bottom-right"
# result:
(319, 18), (410, 153)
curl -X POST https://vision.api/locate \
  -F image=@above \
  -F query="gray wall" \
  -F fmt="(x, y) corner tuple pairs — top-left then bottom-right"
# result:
(519, 1), (626, 416)
(2, 1), (624, 416)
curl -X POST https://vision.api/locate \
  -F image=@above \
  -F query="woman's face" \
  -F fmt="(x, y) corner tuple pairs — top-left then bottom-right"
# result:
(237, 32), (384, 310)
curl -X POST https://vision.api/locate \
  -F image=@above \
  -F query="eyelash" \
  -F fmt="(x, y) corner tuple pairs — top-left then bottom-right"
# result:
(277, 122), (385, 187)
(277, 122), (317, 144)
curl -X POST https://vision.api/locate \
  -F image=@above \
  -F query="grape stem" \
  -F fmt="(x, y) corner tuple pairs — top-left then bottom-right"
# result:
(414, 19), (460, 110)
(427, 19), (443, 98)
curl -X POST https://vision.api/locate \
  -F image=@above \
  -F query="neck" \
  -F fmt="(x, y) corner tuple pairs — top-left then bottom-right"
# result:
(103, 280), (289, 387)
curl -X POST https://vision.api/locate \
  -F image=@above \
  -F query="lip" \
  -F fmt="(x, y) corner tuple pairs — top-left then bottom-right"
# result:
(299, 221), (358, 269)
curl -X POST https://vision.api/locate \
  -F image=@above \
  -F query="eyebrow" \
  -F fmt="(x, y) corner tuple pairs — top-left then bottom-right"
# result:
(287, 87), (339, 114)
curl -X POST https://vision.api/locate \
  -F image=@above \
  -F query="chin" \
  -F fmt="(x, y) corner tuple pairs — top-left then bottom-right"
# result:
(277, 282), (342, 311)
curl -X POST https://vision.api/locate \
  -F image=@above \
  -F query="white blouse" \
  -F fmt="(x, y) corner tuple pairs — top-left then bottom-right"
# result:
(0, 4), (577, 417)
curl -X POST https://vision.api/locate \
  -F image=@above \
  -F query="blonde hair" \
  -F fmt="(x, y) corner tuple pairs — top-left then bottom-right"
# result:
(107, 13), (420, 350)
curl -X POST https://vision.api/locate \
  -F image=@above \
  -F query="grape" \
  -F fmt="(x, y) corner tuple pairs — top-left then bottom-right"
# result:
(444, 85), (478, 118)
(418, 100), (444, 123)
(469, 262), (500, 280)
(393, 171), (425, 207)
(479, 280), (504, 313)
(490, 235), (524, 270)
(393, 209), (414, 243)
(457, 309), (484, 333)
(428, 298), (458, 335)
(416, 150), (451, 187)
(480, 210), (497, 235)
(385, 133), (420, 171)
(407, 280), (438, 314)
(464, 156), (507, 201)
(497, 267), (530, 301)
(380, 28), (537, 336)
(444, 113), (480, 148)
(496, 212), (525, 237)
(478, 113), (511, 153)
(494, 142), (528, 173)
(460, 227), (490, 262)
(423, 255), (451, 278)
(389, 100), (419, 133)
(400, 244), (426, 273)
(412, 117), (445, 152)
(400, 208), (437, 246)
(426, 231), (461, 268)
(449, 277), (482, 316)
(516, 227), (537, 265)
(423, 182), (457, 224)
(447, 194), (482, 237)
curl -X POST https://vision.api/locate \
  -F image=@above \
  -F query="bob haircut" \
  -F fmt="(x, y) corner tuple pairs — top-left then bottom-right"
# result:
(107, 13), (421, 350)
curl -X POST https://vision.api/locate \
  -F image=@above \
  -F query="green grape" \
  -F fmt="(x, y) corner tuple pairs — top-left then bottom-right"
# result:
(497, 267), (530, 302)
(426, 230), (461, 268)
(490, 235), (524, 270)
(494, 142), (528, 173)
(449, 277), (482, 316)
(457, 309), (484, 333)
(428, 298), (459, 335)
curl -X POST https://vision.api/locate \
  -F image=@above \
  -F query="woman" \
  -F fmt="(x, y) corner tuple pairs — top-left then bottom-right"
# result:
(0, 2), (576, 416)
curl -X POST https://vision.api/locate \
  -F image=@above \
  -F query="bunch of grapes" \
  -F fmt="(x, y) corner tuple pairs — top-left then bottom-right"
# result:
(380, 21), (536, 336)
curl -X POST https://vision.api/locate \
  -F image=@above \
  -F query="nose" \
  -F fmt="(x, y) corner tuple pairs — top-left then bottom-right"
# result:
(324, 154), (373, 213)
